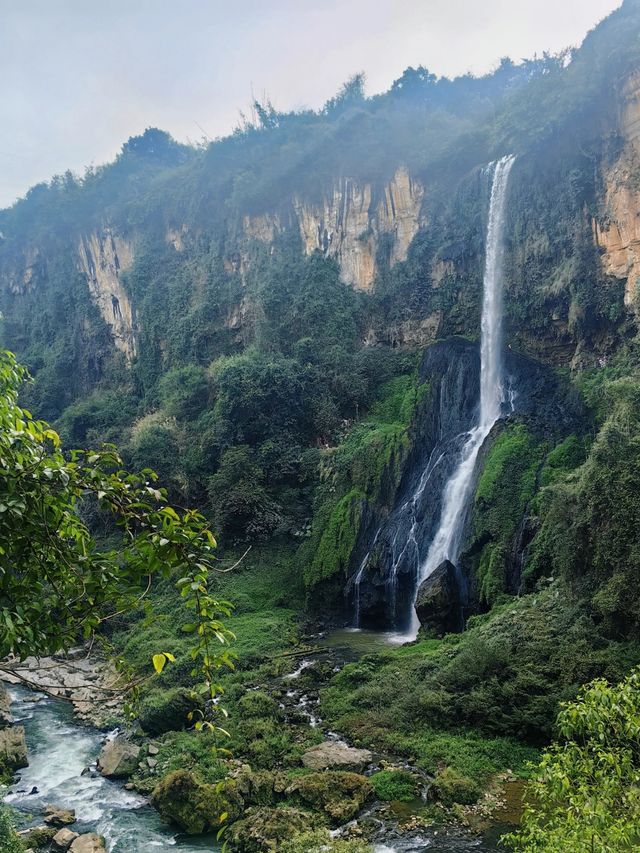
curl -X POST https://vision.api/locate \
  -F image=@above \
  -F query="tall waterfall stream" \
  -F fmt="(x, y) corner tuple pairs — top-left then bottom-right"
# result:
(402, 155), (515, 639)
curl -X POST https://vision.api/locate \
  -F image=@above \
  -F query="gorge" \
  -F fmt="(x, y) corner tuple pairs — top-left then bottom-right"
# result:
(3, 2), (640, 851)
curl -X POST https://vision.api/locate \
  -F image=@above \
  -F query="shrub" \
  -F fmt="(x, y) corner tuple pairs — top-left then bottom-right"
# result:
(370, 769), (419, 802)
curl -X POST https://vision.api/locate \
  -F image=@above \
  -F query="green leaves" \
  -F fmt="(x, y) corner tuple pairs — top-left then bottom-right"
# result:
(152, 652), (176, 674)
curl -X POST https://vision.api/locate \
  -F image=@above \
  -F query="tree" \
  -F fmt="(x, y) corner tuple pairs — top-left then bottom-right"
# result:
(0, 350), (232, 694)
(505, 667), (640, 852)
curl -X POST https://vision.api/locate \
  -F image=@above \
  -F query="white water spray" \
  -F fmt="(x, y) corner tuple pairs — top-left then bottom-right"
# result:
(405, 155), (516, 640)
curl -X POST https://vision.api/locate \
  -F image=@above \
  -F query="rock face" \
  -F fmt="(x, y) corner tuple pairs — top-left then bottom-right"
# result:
(52, 828), (80, 850)
(594, 71), (640, 307)
(0, 682), (13, 728)
(77, 227), (137, 359)
(301, 740), (372, 772)
(0, 724), (28, 770)
(97, 735), (140, 778)
(243, 166), (424, 291)
(414, 560), (461, 636)
(68, 834), (106, 853)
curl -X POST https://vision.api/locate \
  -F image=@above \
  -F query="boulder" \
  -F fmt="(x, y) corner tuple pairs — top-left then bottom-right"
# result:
(44, 805), (76, 826)
(69, 834), (106, 853)
(228, 806), (320, 853)
(0, 724), (28, 770)
(20, 827), (57, 848)
(286, 771), (373, 824)
(138, 688), (204, 736)
(414, 559), (461, 636)
(151, 769), (243, 834)
(0, 682), (13, 727)
(52, 828), (80, 850)
(301, 740), (372, 772)
(97, 735), (140, 778)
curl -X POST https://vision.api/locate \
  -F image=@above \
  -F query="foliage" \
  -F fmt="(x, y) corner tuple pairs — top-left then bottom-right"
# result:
(280, 831), (371, 853)
(369, 769), (419, 802)
(0, 807), (23, 853)
(505, 667), (640, 851)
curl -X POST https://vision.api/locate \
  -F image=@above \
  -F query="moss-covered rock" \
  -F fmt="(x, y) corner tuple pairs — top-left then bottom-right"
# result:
(431, 766), (480, 806)
(234, 767), (281, 806)
(138, 689), (204, 736)
(286, 771), (373, 824)
(369, 769), (419, 802)
(151, 769), (242, 834)
(228, 806), (322, 852)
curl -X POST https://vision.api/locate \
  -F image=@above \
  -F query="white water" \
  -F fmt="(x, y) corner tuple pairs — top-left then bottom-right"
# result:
(404, 155), (516, 640)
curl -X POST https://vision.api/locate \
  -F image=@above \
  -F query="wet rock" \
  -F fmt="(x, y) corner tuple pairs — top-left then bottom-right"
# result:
(301, 740), (372, 772)
(151, 769), (243, 834)
(286, 771), (373, 824)
(228, 806), (321, 852)
(44, 804), (76, 826)
(97, 735), (140, 778)
(0, 682), (13, 727)
(0, 724), (28, 770)
(414, 559), (461, 636)
(52, 828), (80, 850)
(69, 833), (106, 852)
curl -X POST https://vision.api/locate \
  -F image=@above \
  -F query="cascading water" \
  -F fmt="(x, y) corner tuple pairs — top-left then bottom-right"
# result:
(403, 155), (516, 639)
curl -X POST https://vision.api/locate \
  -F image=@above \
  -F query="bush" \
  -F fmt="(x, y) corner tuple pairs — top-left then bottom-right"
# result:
(431, 766), (480, 806)
(0, 808), (23, 853)
(370, 769), (419, 802)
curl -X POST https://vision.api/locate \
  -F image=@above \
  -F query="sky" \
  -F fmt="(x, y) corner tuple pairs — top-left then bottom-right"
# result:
(0, 0), (622, 208)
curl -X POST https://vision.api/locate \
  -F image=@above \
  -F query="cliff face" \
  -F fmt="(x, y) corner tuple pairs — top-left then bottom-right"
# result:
(594, 71), (640, 307)
(77, 228), (137, 360)
(243, 167), (424, 291)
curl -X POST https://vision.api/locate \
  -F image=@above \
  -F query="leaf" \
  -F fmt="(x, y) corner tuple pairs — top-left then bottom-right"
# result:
(152, 653), (167, 674)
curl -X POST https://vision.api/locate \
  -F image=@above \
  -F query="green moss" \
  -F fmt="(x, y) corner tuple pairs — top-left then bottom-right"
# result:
(138, 688), (204, 736)
(287, 771), (373, 824)
(229, 806), (323, 853)
(431, 766), (480, 806)
(306, 489), (366, 587)
(370, 769), (419, 802)
(472, 424), (544, 604)
(151, 769), (243, 834)
(280, 831), (371, 853)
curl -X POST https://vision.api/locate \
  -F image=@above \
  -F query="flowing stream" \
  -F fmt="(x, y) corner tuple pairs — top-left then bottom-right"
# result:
(404, 155), (515, 640)
(5, 687), (219, 852)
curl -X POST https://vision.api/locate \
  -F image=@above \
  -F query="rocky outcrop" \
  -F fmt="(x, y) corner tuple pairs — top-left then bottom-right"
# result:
(69, 833), (106, 853)
(594, 72), (640, 307)
(0, 682), (13, 727)
(53, 828), (80, 850)
(0, 651), (125, 727)
(77, 228), (137, 359)
(97, 735), (140, 778)
(243, 167), (424, 291)
(44, 805), (76, 826)
(301, 740), (372, 772)
(151, 769), (243, 834)
(0, 724), (28, 771)
(285, 771), (373, 825)
(228, 806), (320, 853)
(415, 560), (461, 636)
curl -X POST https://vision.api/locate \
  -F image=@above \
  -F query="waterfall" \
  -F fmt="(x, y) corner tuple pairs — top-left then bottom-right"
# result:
(404, 155), (516, 639)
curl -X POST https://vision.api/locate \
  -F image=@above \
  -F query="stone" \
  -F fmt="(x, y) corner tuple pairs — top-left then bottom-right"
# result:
(151, 769), (243, 835)
(228, 806), (321, 853)
(286, 771), (373, 824)
(147, 744), (159, 755)
(44, 805), (76, 826)
(69, 834), (106, 852)
(52, 828), (80, 850)
(0, 682), (13, 727)
(301, 741), (372, 772)
(97, 735), (140, 778)
(0, 725), (28, 770)
(414, 559), (461, 637)
(146, 757), (157, 768)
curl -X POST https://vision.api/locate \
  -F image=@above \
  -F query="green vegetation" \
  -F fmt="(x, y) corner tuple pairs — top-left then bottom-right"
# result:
(0, 807), (23, 853)
(506, 667), (640, 851)
(369, 769), (419, 802)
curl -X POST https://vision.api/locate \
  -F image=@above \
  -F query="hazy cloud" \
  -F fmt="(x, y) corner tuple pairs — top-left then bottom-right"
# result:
(0, 0), (621, 207)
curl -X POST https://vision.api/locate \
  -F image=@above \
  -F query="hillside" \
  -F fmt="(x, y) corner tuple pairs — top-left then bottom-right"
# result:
(3, 2), (640, 851)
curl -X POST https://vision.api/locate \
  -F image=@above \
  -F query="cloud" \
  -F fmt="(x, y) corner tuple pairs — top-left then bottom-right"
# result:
(0, 0), (622, 207)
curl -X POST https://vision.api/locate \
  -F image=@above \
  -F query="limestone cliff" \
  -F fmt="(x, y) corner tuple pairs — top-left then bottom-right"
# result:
(594, 72), (640, 307)
(243, 167), (424, 291)
(77, 229), (137, 360)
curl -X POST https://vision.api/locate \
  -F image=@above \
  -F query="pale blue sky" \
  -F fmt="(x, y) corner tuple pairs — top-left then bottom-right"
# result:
(0, 0), (621, 207)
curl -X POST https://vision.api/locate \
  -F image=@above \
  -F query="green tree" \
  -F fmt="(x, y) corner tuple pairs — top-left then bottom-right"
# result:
(505, 667), (640, 852)
(0, 350), (230, 677)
